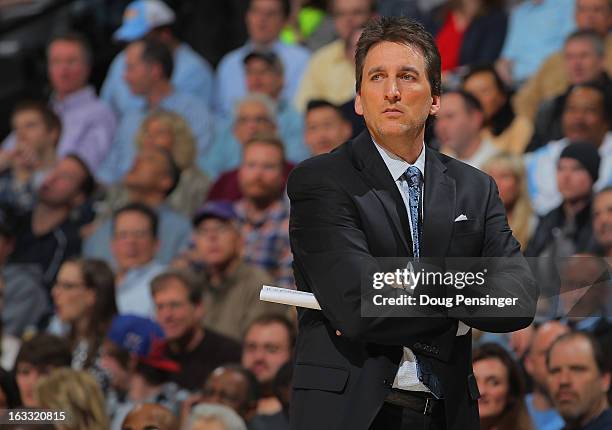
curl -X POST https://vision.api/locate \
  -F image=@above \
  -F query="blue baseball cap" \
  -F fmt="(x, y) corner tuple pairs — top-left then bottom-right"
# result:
(107, 314), (165, 357)
(193, 201), (237, 226)
(114, 0), (176, 42)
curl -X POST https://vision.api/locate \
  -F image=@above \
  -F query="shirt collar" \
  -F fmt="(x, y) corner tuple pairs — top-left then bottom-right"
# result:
(51, 86), (96, 111)
(372, 139), (426, 182)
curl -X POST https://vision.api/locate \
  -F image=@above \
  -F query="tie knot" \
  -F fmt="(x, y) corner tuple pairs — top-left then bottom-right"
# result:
(405, 166), (422, 187)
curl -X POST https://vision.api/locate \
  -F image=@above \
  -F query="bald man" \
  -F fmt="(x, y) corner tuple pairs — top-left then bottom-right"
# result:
(121, 403), (179, 430)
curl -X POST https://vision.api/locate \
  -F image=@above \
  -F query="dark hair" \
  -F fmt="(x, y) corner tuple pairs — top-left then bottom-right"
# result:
(547, 331), (608, 374)
(247, 0), (291, 19)
(150, 268), (203, 305)
(245, 313), (296, 351)
(0, 367), (22, 408)
(565, 29), (605, 57)
(48, 31), (93, 66)
(12, 100), (62, 139)
(134, 362), (171, 387)
(211, 364), (261, 405)
(473, 343), (533, 430)
(15, 333), (72, 371)
(63, 258), (118, 369)
(243, 132), (286, 164)
(306, 99), (347, 120)
(112, 202), (159, 240)
(463, 64), (508, 95)
(444, 89), (483, 114)
(565, 82), (612, 129)
(63, 153), (96, 199)
(355, 17), (441, 97)
(139, 38), (174, 80)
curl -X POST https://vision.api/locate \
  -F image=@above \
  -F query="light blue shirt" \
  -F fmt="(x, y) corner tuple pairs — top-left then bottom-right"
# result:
(525, 393), (565, 430)
(500, 0), (575, 83)
(101, 43), (214, 116)
(199, 100), (309, 179)
(97, 90), (214, 185)
(213, 40), (310, 117)
(83, 204), (191, 268)
(116, 261), (166, 317)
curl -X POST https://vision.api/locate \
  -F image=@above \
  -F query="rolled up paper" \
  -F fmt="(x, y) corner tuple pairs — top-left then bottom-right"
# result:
(260, 285), (321, 310)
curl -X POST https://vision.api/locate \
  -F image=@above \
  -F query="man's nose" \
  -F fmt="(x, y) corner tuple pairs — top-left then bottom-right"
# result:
(384, 79), (401, 102)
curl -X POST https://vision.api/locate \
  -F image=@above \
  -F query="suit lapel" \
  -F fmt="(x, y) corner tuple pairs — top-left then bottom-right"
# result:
(422, 147), (455, 257)
(350, 131), (412, 255)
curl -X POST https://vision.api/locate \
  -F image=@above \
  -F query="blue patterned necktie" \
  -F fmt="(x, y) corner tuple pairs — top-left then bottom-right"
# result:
(402, 166), (444, 398)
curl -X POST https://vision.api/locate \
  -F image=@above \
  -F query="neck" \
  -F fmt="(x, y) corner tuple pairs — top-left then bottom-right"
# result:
(32, 203), (70, 235)
(54, 85), (85, 102)
(207, 257), (240, 286)
(372, 127), (424, 163)
(127, 188), (165, 208)
(563, 197), (589, 218)
(245, 195), (280, 215)
(568, 397), (609, 429)
(147, 81), (172, 108)
(251, 39), (275, 50)
(129, 381), (161, 403)
(169, 325), (204, 354)
(479, 416), (501, 430)
(455, 135), (482, 161)
(532, 388), (555, 411)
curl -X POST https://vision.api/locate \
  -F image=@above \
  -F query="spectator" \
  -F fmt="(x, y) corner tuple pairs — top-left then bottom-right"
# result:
(10, 154), (95, 290)
(242, 314), (294, 415)
(593, 186), (612, 257)
(294, 0), (375, 111)
(524, 321), (570, 430)
(513, 0), (612, 122)
(525, 83), (612, 216)
(0, 368), (21, 408)
(121, 403), (179, 430)
(101, 0), (214, 116)
(462, 65), (533, 154)
(2, 32), (117, 172)
(14, 333), (71, 407)
(528, 31), (612, 152)
(473, 343), (535, 430)
(0, 205), (47, 338)
(495, 0), (575, 86)
(214, 0), (311, 116)
(151, 269), (242, 391)
(85, 147), (191, 268)
(526, 142), (599, 258)
(99, 38), (213, 185)
(0, 101), (61, 213)
(181, 201), (286, 341)
(547, 332), (612, 429)
(0, 276), (20, 371)
(102, 315), (186, 430)
(185, 404), (247, 430)
(434, 90), (500, 169)
(482, 153), (535, 250)
(35, 368), (109, 430)
(202, 93), (278, 180)
(304, 99), (352, 156)
(51, 258), (117, 382)
(234, 135), (294, 288)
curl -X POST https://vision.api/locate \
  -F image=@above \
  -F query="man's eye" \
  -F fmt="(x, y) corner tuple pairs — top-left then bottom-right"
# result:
(371, 74), (383, 81)
(401, 74), (415, 81)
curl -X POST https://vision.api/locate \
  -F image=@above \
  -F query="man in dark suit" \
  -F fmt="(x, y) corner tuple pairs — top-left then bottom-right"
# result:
(287, 17), (538, 430)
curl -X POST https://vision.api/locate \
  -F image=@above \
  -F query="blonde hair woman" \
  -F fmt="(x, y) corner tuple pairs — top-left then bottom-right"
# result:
(34, 368), (108, 430)
(482, 152), (534, 249)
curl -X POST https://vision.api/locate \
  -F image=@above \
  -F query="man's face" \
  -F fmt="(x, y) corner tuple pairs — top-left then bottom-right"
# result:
(124, 42), (153, 95)
(355, 41), (440, 143)
(233, 101), (276, 145)
(124, 147), (171, 194)
(562, 87), (608, 144)
(245, 58), (284, 100)
(246, 0), (286, 45)
(474, 358), (510, 420)
(593, 190), (612, 249)
(242, 322), (291, 384)
(153, 278), (202, 341)
(111, 211), (158, 272)
(434, 93), (481, 153)
(525, 322), (570, 392)
(193, 218), (241, 267)
(238, 143), (285, 201)
(15, 362), (43, 407)
(332, 0), (372, 41)
(575, 0), (612, 36)
(557, 157), (594, 202)
(47, 40), (89, 97)
(463, 71), (506, 121)
(38, 158), (86, 207)
(202, 367), (251, 418)
(305, 106), (352, 155)
(12, 110), (58, 160)
(548, 337), (611, 422)
(486, 165), (519, 208)
(564, 38), (604, 85)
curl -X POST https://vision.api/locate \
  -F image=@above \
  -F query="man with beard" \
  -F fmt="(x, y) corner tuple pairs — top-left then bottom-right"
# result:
(525, 83), (612, 216)
(592, 187), (612, 258)
(234, 134), (293, 289)
(547, 331), (612, 430)
(524, 321), (570, 430)
(151, 268), (241, 391)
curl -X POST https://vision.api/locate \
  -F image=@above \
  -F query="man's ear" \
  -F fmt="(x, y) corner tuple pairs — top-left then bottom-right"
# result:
(602, 371), (611, 393)
(429, 94), (441, 116)
(354, 94), (364, 116)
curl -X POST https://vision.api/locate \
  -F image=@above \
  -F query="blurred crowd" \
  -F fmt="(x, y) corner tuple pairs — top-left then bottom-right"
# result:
(0, 0), (611, 429)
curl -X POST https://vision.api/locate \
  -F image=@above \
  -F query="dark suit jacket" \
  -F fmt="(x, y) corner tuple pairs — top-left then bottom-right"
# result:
(287, 131), (538, 430)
